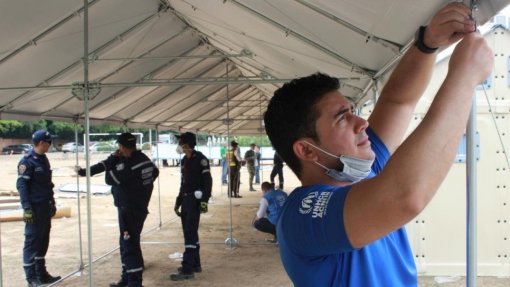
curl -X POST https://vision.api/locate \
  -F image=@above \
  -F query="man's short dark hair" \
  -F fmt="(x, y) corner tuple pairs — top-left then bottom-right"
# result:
(176, 132), (197, 149)
(264, 73), (340, 178)
(261, 181), (273, 191)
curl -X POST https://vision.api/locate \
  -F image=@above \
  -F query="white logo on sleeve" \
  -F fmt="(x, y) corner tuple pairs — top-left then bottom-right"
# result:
(312, 192), (332, 218)
(298, 191), (333, 218)
(299, 192), (317, 214)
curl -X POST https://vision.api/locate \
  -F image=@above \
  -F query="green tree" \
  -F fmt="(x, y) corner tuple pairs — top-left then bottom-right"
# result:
(0, 120), (23, 136)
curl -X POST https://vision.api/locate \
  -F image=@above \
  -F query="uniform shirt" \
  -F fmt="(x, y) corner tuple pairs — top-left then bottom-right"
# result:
(226, 147), (242, 167)
(277, 128), (417, 287)
(179, 150), (212, 203)
(16, 150), (55, 209)
(256, 188), (288, 225)
(244, 149), (256, 167)
(90, 150), (159, 212)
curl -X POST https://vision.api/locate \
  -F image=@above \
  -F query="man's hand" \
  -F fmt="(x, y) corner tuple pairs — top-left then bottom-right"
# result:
(77, 168), (86, 177)
(23, 208), (34, 224)
(425, 2), (475, 49)
(449, 32), (493, 87)
(174, 205), (181, 217)
(200, 202), (208, 214)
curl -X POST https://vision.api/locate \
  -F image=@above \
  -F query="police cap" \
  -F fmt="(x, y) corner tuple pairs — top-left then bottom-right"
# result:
(32, 130), (53, 143)
(116, 133), (137, 149)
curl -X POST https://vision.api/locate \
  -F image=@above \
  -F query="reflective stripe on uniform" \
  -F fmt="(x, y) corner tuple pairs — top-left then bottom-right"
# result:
(18, 175), (30, 179)
(126, 267), (143, 273)
(23, 261), (35, 267)
(34, 256), (45, 260)
(109, 170), (120, 184)
(202, 169), (210, 174)
(184, 244), (197, 249)
(131, 160), (152, 170)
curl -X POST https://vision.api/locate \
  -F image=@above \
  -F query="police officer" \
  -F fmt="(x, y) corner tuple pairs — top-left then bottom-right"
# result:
(171, 132), (212, 281)
(78, 133), (159, 287)
(17, 130), (61, 287)
(226, 140), (242, 198)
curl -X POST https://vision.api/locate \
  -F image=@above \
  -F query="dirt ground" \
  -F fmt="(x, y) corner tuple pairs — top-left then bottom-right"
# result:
(0, 152), (509, 287)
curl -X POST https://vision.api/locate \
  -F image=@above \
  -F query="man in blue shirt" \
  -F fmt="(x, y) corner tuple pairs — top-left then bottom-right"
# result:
(253, 182), (288, 242)
(263, 3), (493, 286)
(17, 130), (61, 287)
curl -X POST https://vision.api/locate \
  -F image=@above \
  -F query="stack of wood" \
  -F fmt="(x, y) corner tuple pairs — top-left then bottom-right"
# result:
(0, 197), (71, 222)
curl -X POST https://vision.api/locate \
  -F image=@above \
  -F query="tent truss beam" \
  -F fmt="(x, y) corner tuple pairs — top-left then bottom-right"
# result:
(229, 0), (375, 77)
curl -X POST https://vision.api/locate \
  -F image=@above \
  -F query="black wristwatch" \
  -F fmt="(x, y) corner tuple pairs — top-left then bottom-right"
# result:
(415, 26), (438, 54)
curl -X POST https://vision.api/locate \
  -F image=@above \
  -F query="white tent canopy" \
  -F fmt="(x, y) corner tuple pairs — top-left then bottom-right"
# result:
(0, 0), (508, 135)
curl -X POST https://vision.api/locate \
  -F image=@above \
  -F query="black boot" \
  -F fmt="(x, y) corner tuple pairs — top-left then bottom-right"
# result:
(37, 273), (61, 284)
(109, 279), (128, 287)
(27, 279), (42, 287)
(178, 266), (201, 273)
(170, 270), (194, 281)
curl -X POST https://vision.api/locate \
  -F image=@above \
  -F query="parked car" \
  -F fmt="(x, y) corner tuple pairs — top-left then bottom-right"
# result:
(2, 144), (33, 155)
(61, 142), (84, 153)
(89, 141), (115, 152)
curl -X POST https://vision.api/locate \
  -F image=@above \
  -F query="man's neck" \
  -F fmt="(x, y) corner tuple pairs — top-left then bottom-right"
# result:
(34, 147), (45, 155)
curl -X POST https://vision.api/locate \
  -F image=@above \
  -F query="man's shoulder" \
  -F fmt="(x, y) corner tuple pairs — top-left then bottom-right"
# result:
(193, 150), (208, 159)
(18, 153), (34, 164)
(133, 150), (150, 160)
(193, 151), (210, 165)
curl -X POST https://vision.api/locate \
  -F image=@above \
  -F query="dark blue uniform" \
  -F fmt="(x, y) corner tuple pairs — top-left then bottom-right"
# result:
(88, 150), (158, 286)
(17, 150), (56, 282)
(177, 150), (212, 274)
(270, 152), (284, 189)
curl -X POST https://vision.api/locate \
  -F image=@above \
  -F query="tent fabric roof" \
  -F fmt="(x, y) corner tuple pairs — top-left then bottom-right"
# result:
(0, 0), (507, 135)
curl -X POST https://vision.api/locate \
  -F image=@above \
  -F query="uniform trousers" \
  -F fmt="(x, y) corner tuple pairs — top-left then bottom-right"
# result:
(253, 218), (276, 236)
(118, 207), (147, 286)
(180, 194), (201, 273)
(228, 166), (240, 197)
(247, 165), (255, 189)
(270, 164), (284, 189)
(23, 201), (52, 281)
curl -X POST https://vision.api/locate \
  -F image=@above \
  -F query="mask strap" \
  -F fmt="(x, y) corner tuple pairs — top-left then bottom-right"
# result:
(304, 141), (338, 159)
(313, 160), (330, 172)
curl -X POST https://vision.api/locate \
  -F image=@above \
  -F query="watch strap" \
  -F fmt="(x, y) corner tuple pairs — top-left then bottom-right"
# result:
(415, 26), (438, 54)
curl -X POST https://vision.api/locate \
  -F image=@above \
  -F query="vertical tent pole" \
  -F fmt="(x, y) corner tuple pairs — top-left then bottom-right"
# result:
(225, 62), (236, 248)
(82, 0), (93, 285)
(466, 93), (477, 287)
(74, 123), (85, 271)
(155, 126), (162, 227)
(258, 94), (264, 183)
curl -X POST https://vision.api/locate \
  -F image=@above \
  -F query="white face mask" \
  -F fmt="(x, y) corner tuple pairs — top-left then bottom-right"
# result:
(306, 141), (373, 183)
(176, 145), (184, 155)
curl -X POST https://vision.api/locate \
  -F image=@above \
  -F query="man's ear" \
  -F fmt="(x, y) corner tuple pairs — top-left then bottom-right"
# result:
(293, 140), (318, 162)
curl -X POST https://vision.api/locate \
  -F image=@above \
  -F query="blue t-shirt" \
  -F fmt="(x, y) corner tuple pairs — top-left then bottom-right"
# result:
(277, 128), (417, 287)
(263, 188), (288, 225)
